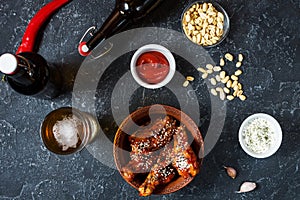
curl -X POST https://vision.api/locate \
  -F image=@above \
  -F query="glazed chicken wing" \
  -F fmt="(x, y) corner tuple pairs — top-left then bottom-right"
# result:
(138, 142), (175, 196)
(129, 116), (177, 154)
(121, 151), (158, 182)
(172, 126), (199, 178)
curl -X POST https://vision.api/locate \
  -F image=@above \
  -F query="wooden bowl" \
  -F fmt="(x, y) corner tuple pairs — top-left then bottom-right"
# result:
(113, 104), (204, 195)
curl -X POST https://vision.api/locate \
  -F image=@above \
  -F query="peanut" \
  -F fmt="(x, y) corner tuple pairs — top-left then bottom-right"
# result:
(236, 61), (242, 68)
(220, 71), (226, 79)
(206, 64), (214, 70)
(239, 95), (247, 101)
(224, 87), (230, 94)
(235, 69), (243, 76)
(221, 76), (229, 83)
(213, 66), (222, 72)
(227, 95), (234, 101)
(186, 76), (195, 81)
(211, 88), (218, 96)
(197, 67), (207, 73)
(225, 53), (233, 61)
(210, 78), (217, 85)
(202, 73), (208, 79)
(238, 53), (244, 62)
(226, 80), (232, 88)
(183, 80), (189, 87)
(231, 75), (239, 81)
(220, 58), (225, 66)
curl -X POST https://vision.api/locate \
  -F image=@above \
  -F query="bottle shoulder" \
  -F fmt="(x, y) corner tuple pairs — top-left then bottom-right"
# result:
(116, 0), (163, 18)
(17, 52), (48, 68)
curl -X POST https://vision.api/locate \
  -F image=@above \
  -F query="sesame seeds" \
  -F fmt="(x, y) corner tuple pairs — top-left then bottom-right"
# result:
(174, 155), (190, 170)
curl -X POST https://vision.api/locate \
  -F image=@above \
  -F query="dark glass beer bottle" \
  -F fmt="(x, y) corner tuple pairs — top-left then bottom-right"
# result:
(78, 0), (165, 56)
(0, 52), (61, 99)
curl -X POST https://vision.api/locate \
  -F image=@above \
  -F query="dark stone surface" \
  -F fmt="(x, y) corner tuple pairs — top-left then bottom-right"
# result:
(0, 0), (299, 199)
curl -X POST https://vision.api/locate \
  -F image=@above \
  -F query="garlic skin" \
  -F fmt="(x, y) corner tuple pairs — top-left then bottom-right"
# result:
(236, 182), (257, 193)
(223, 166), (237, 179)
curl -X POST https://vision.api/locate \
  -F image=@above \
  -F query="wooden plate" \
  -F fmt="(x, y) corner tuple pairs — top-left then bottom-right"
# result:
(113, 104), (204, 195)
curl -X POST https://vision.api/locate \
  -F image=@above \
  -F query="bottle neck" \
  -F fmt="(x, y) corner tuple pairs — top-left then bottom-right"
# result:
(84, 0), (164, 52)
(5, 54), (37, 87)
(86, 9), (127, 51)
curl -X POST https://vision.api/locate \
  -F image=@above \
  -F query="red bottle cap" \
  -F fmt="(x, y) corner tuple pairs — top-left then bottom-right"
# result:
(78, 42), (91, 56)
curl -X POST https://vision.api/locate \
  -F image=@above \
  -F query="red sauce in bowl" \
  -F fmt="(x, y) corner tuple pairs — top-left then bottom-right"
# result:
(136, 51), (170, 84)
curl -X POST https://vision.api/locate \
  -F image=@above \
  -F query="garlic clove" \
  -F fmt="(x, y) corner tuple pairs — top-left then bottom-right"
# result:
(236, 182), (257, 193)
(223, 166), (237, 179)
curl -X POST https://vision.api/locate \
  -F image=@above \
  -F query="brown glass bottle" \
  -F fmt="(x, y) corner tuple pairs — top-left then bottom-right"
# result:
(79, 0), (165, 56)
(0, 52), (61, 99)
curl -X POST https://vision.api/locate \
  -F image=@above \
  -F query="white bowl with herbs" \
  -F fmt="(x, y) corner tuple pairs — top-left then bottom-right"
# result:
(238, 113), (282, 159)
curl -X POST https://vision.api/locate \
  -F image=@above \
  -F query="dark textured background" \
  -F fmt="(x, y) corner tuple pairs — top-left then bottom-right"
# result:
(0, 0), (299, 199)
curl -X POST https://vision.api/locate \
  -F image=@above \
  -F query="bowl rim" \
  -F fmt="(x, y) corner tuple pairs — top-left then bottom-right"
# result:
(113, 104), (204, 195)
(181, 1), (230, 47)
(238, 113), (283, 159)
(130, 44), (176, 89)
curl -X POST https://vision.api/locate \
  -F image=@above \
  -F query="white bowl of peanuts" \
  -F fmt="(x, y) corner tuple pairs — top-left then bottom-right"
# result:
(181, 1), (230, 47)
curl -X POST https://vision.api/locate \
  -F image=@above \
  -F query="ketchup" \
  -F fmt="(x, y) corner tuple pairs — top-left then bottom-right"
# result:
(136, 51), (170, 84)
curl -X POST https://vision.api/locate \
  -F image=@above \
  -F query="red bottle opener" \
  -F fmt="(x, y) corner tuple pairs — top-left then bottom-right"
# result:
(16, 0), (71, 54)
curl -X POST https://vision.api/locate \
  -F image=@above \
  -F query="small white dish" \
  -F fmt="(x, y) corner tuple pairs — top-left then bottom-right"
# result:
(130, 44), (176, 89)
(238, 113), (282, 159)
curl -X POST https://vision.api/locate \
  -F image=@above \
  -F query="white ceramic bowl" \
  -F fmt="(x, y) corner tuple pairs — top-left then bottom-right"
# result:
(238, 113), (282, 159)
(130, 44), (176, 89)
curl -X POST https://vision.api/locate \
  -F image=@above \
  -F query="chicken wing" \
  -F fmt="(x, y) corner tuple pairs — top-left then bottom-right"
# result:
(138, 142), (175, 196)
(172, 126), (199, 178)
(129, 116), (176, 154)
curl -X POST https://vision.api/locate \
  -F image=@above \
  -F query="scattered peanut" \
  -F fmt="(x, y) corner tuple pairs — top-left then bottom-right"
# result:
(211, 88), (218, 96)
(238, 53), (244, 62)
(220, 71), (226, 79)
(186, 76), (195, 81)
(207, 69), (214, 74)
(224, 87), (230, 94)
(233, 90), (238, 97)
(210, 78), (217, 85)
(202, 73), (208, 79)
(226, 80), (232, 88)
(213, 66), (222, 72)
(238, 83), (243, 90)
(235, 69), (243, 76)
(221, 76), (230, 83)
(227, 95), (234, 101)
(206, 64), (214, 70)
(233, 85), (239, 91)
(232, 80), (238, 88)
(216, 87), (223, 92)
(219, 90), (225, 100)
(194, 52), (247, 102)
(239, 95), (247, 101)
(183, 80), (189, 87)
(237, 90), (243, 97)
(220, 58), (225, 66)
(236, 61), (242, 68)
(225, 53), (234, 61)
(197, 67), (207, 73)
(231, 75), (239, 81)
